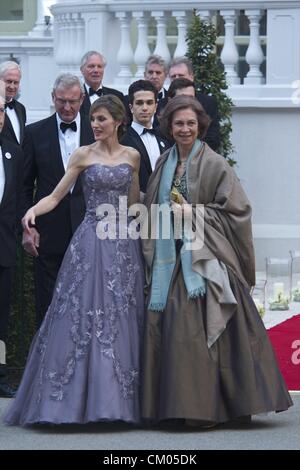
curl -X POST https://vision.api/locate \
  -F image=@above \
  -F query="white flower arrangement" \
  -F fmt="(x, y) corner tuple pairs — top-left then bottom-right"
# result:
(269, 292), (289, 311)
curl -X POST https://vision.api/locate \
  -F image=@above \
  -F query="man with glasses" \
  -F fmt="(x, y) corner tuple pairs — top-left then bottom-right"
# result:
(0, 83), (24, 397)
(21, 73), (94, 326)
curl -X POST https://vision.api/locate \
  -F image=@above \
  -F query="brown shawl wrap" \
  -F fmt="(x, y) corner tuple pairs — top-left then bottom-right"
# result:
(142, 143), (256, 346)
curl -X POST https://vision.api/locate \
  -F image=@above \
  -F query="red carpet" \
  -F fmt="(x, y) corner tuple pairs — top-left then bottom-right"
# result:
(267, 314), (300, 391)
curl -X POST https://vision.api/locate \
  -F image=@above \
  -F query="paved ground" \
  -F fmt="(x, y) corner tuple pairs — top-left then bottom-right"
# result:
(0, 394), (299, 450)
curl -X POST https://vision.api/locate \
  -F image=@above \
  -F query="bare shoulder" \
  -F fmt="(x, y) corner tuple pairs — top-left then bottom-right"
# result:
(68, 145), (92, 170)
(124, 146), (140, 170)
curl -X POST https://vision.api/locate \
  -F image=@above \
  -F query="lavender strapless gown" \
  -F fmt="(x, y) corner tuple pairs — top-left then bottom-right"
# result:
(4, 163), (145, 426)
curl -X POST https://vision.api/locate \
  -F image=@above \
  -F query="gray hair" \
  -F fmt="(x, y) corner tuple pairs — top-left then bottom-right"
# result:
(0, 60), (22, 78)
(145, 54), (168, 73)
(0, 80), (5, 102)
(169, 56), (194, 76)
(52, 73), (84, 94)
(80, 51), (107, 68)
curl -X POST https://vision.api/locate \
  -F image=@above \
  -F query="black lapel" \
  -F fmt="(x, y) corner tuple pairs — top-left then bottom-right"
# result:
(3, 114), (18, 144)
(48, 114), (65, 180)
(155, 132), (168, 154)
(80, 86), (91, 116)
(80, 114), (94, 145)
(14, 101), (25, 144)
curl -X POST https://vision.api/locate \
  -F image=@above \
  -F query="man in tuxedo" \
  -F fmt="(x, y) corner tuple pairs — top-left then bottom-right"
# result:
(168, 57), (221, 151)
(144, 55), (168, 128)
(0, 61), (26, 146)
(80, 50), (124, 117)
(121, 80), (169, 194)
(0, 86), (24, 397)
(22, 73), (94, 327)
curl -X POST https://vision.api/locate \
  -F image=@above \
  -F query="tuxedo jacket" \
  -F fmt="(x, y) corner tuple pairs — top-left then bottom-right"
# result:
(21, 113), (95, 256)
(196, 92), (220, 152)
(1, 100), (26, 146)
(154, 89), (168, 129)
(121, 126), (170, 193)
(0, 137), (24, 267)
(80, 85), (125, 117)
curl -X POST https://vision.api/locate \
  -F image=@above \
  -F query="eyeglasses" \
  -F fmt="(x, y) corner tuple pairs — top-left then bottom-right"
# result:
(54, 97), (82, 106)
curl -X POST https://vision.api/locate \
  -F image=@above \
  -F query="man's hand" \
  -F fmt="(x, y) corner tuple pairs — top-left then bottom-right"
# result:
(22, 227), (40, 257)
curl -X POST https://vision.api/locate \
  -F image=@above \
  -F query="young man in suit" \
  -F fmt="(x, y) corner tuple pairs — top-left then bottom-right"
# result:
(21, 74), (95, 327)
(168, 57), (221, 152)
(80, 50), (124, 116)
(0, 61), (26, 146)
(121, 80), (169, 194)
(0, 86), (24, 397)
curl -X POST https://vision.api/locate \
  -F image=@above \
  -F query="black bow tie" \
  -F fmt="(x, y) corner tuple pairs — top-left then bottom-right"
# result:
(5, 100), (15, 110)
(142, 128), (156, 135)
(157, 91), (163, 101)
(60, 121), (77, 133)
(89, 88), (103, 97)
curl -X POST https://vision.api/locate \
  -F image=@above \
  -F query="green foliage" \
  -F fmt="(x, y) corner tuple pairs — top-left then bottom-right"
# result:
(7, 244), (36, 374)
(186, 13), (236, 165)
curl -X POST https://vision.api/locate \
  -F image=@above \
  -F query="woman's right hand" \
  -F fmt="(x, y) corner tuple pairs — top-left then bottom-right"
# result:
(22, 207), (36, 232)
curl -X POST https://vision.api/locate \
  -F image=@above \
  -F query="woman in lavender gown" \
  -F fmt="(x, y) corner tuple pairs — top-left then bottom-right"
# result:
(4, 95), (145, 426)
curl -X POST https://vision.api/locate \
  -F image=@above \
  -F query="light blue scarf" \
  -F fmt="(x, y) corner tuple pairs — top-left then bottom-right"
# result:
(148, 139), (206, 312)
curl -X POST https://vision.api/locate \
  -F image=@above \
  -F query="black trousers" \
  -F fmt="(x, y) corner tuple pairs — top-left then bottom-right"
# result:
(34, 253), (64, 328)
(0, 266), (12, 381)
(0, 266), (12, 343)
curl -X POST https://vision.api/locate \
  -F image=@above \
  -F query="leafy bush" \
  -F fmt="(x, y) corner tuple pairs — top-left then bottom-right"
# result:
(186, 13), (236, 165)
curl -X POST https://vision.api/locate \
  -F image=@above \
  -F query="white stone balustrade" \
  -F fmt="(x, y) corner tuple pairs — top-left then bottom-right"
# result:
(244, 9), (265, 84)
(133, 11), (151, 78)
(220, 10), (240, 85)
(42, 0), (300, 98)
(152, 11), (171, 63)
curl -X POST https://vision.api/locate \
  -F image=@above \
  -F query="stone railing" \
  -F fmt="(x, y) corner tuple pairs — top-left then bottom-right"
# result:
(49, 0), (300, 105)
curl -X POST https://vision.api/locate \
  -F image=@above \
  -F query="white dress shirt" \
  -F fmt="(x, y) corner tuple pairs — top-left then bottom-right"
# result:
(56, 113), (81, 171)
(6, 106), (20, 143)
(131, 121), (161, 171)
(0, 146), (5, 204)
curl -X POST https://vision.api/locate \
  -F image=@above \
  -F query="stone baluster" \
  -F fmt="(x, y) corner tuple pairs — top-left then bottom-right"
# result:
(68, 13), (78, 69)
(220, 10), (240, 85)
(72, 12), (85, 73)
(53, 14), (62, 66)
(29, 0), (47, 36)
(196, 10), (211, 22)
(133, 11), (151, 78)
(64, 13), (73, 67)
(172, 11), (188, 58)
(115, 12), (134, 85)
(152, 11), (170, 64)
(55, 13), (67, 68)
(244, 10), (265, 84)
